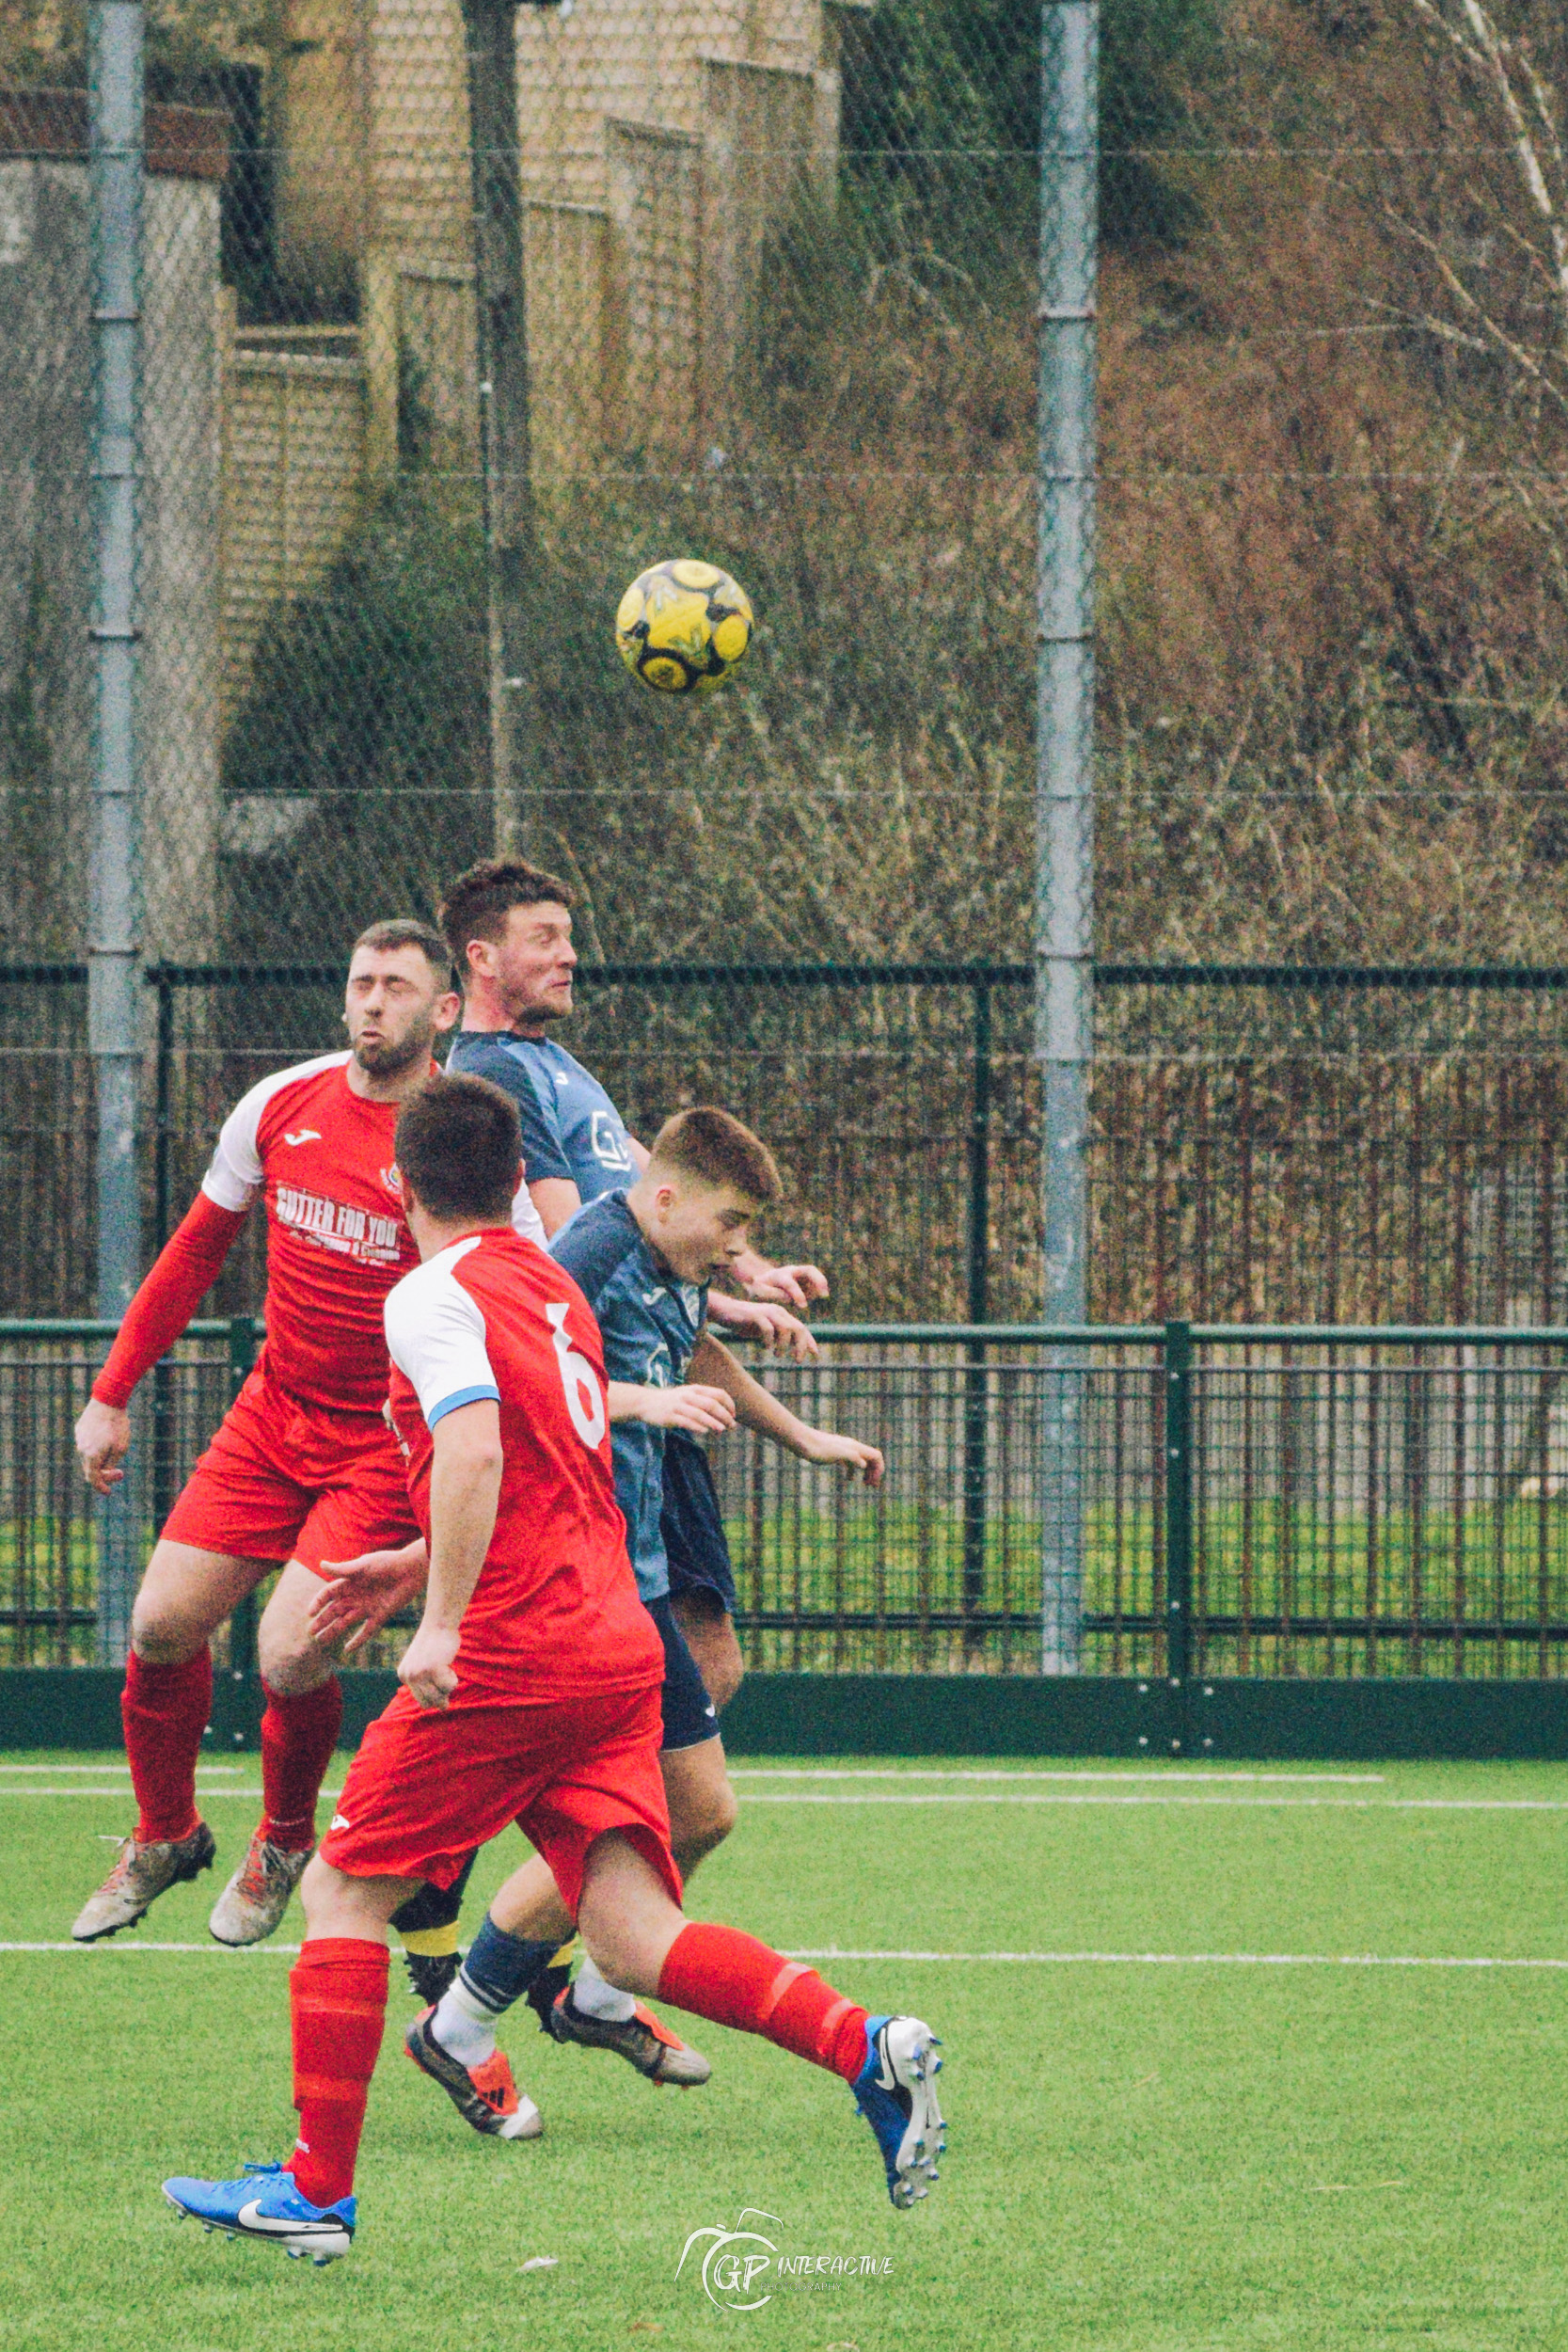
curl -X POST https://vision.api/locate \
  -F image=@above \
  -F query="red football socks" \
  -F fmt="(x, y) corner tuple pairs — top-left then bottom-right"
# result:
(289, 1938), (389, 2208)
(657, 1923), (870, 2083)
(260, 1677), (343, 1851)
(122, 1649), (212, 1844)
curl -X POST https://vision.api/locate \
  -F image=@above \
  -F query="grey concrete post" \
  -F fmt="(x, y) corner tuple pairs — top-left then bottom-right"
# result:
(88, 0), (145, 1662)
(461, 0), (533, 856)
(1037, 0), (1098, 1673)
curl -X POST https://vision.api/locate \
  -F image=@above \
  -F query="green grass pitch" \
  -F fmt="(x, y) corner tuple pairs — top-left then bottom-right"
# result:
(6, 1750), (1568, 2349)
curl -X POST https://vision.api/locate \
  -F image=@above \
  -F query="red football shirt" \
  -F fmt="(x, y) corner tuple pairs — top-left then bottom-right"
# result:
(383, 1226), (663, 1707)
(202, 1052), (420, 1415)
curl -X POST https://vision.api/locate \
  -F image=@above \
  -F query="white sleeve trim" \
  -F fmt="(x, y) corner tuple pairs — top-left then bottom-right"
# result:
(383, 1237), (500, 1426)
(199, 1051), (353, 1213)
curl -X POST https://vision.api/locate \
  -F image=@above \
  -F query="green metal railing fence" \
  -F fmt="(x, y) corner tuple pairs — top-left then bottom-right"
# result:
(15, 960), (1568, 1331)
(8, 1318), (1568, 1683)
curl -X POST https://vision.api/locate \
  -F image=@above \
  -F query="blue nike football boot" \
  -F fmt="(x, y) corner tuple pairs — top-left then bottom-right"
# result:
(850, 2014), (945, 2208)
(163, 2159), (356, 2264)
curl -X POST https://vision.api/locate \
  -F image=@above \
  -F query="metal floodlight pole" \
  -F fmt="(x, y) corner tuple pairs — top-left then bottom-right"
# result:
(461, 0), (533, 855)
(88, 0), (146, 1666)
(1037, 0), (1098, 1675)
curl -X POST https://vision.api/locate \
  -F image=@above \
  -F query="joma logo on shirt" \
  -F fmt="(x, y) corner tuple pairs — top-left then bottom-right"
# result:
(276, 1184), (403, 1264)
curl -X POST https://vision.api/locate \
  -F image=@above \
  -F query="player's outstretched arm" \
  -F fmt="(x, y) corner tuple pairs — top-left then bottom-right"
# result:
(399, 1401), (503, 1708)
(73, 1192), (249, 1492)
(309, 1538), (429, 1654)
(607, 1378), (736, 1435)
(689, 1335), (885, 1486)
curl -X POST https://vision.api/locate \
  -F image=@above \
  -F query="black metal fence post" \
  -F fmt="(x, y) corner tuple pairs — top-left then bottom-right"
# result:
(149, 968), (176, 1534)
(961, 984), (993, 1645)
(1164, 1319), (1194, 1697)
(221, 1312), (262, 1749)
(151, 965), (174, 1254)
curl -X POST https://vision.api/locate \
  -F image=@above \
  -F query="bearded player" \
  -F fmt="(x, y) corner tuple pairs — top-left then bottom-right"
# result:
(70, 920), (542, 1948)
(161, 1073), (944, 2263)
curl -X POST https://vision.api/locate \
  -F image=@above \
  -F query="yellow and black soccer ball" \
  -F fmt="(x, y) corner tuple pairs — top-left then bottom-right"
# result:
(615, 559), (753, 696)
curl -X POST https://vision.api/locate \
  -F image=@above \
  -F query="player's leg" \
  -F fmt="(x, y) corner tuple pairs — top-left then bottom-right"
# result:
(162, 1692), (560, 2258)
(389, 1848), (481, 2003)
(210, 1434), (418, 1947)
(71, 1539), (272, 1943)
(661, 1431), (745, 1709)
(560, 1605), (734, 2042)
(670, 1591), (745, 1710)
(164, 1858), (416, 2262)
(411, 1601), (726, 2102)
(578, 1831), (945, 2211)
(202, 1560), (347, 1945)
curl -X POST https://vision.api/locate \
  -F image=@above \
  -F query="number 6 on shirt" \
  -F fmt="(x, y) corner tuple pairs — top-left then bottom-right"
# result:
(547, 1301), (608, 1449)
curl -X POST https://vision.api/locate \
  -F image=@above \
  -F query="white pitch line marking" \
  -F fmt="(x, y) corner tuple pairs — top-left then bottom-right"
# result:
(734, 1793), (1568, 1811)
(2, 1789), (1565, 1812)
(4, 1943), (1568, 1969)
(0, 1788), (337, 1800)
(0, 1763), (245, 1776)
(728, 1769), (1389, 1785)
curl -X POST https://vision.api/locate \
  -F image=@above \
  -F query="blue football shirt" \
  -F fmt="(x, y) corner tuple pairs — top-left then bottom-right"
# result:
(447, 1030), (636, 1198)
(548, 1189), (707, 1602)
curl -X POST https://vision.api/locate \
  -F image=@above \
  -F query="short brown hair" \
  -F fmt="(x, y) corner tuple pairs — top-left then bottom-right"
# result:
(436, 858), (575, 979)
(351, 918), (453, 985)
(394, 1074), (521, 1223)
(647, 1107), (783, 1205)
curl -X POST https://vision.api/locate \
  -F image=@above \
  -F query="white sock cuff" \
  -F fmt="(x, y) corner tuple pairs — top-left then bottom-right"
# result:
(572, 1955), (638, 2023)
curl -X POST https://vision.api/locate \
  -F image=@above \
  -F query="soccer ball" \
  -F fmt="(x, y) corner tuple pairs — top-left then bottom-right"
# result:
(615, 559), (753, 696)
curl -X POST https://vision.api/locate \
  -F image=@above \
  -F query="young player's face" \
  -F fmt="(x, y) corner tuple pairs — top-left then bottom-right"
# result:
(344, 947), (460, 1076)
(468, 901), (577, 1029)
(646, 1180), (759, 1283)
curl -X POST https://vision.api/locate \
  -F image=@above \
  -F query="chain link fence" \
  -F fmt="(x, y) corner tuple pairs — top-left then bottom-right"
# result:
(8, 0), (1568, 1687)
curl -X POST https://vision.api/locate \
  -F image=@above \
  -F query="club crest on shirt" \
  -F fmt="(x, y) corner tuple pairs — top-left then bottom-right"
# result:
(589, 1110), (633, 1171)
(380, 1164), (403, 1196)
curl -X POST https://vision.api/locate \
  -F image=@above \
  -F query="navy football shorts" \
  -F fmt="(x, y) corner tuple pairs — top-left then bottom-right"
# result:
(645, 1592), (721, 1750)
(659, 1431), (738, 1617)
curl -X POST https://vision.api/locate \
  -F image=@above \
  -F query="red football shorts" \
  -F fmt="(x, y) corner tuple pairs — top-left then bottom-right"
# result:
(160, 1366), (418, 1578)
(320, 1679), (679, 1918)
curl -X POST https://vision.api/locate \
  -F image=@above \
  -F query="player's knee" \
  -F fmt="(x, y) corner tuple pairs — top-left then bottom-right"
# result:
(673, 1772), (738, 1867)
(256, 1615), (338, 1694)
(129, 1599), (208, 1665)
(257, 1639), (334, 1696)
(704, 1640), (745, 1713)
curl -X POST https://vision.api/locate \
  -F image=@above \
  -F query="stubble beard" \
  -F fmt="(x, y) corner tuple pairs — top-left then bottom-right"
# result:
(353, 1024), (432, 1079)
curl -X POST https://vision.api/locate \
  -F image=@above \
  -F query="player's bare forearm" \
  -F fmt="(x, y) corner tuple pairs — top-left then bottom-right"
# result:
(690, 1334), (819, 1450)
(689, 1334), (885, 1485)
(403, 1402), (501, 1707)
(608, 1379), (736, 1435)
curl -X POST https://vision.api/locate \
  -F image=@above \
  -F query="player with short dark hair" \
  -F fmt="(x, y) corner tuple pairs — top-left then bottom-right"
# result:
(161, 1074), (943, 2262)
(68, 925), (541, 1950)
(401, 1102), (883, 2123)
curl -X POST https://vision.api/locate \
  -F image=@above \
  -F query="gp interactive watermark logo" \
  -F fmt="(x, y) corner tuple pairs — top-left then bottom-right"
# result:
(675, 2210), (895, 2312)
